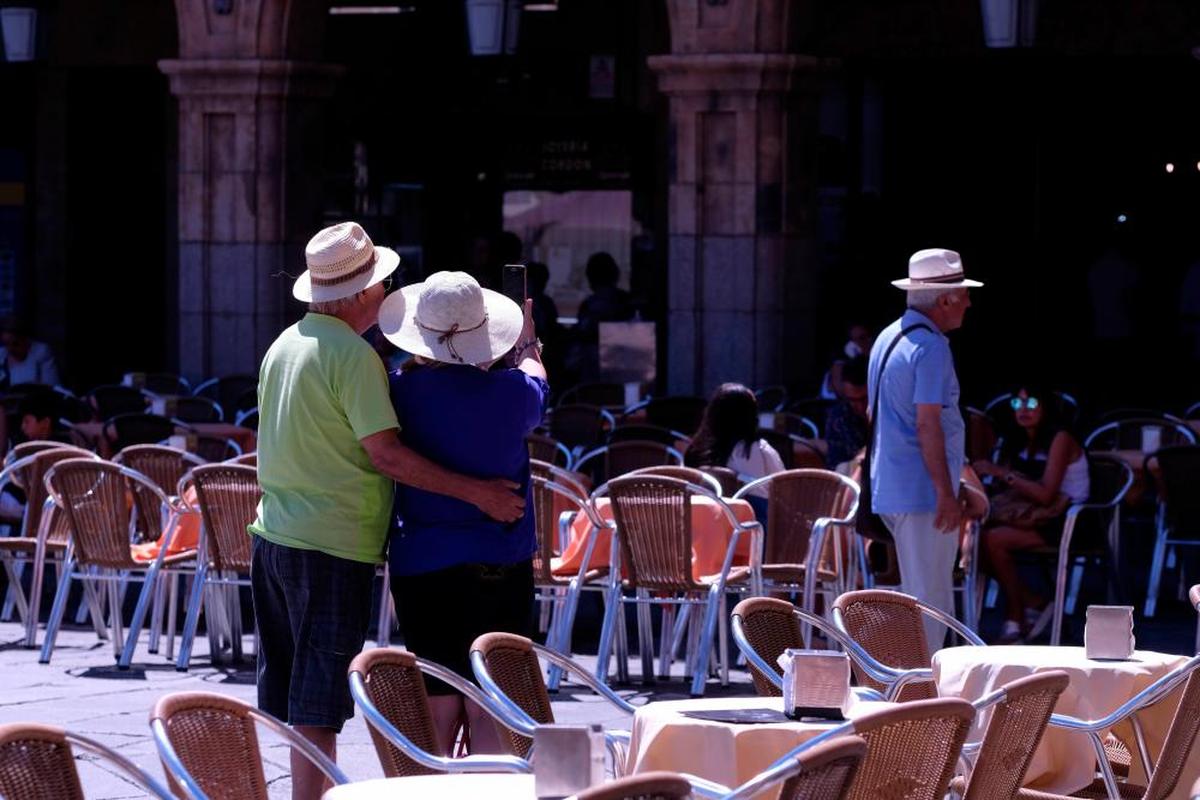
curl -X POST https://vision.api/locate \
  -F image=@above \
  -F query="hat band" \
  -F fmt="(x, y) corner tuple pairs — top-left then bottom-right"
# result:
(908, 271), (967, 285)
(415, 313), (489, 364)
(310, 250), (377, 287)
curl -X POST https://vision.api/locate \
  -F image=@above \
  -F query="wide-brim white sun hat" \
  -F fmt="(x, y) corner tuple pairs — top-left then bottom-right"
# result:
(891, 248), (983, 290)
(293, 221), (400, 303)
(378, 270), (524, 366)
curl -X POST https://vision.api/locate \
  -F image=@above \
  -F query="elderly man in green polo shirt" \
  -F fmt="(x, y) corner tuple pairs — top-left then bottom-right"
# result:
(249, 222), (525, 800)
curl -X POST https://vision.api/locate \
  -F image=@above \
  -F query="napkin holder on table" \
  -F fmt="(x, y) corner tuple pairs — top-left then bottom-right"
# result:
(1084, 605), (1135, 660)
(777, 649), (852, 721)
(532, 723), (606, 799)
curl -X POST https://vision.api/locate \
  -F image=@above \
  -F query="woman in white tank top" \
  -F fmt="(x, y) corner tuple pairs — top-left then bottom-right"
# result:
(684, 383), (785, 510)
(971, 384), (1090, 643)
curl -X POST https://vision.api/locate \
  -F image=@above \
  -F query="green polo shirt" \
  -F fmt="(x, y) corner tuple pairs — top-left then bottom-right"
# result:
(248, 313), (399, 564)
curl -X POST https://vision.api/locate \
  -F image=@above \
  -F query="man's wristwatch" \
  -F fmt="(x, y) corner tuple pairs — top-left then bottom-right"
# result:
(511, 338), (542, 361)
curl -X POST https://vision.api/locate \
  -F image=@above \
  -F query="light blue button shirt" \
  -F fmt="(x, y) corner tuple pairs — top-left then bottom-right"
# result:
(867, 309), (965, 514)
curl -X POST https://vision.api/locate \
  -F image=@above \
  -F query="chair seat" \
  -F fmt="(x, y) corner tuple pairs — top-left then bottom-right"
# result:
(728, 563), (837, 585)
(1014, 779), (1144, 800)
(1103, 734), (1131, 777)
(540, 564), (608, 587)
(130, 548), (197, 567)
(0, 538), (38, 553)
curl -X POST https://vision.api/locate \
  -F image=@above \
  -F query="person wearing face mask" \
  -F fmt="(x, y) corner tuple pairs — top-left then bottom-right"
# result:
(868, 248), (980, 647)
(973, 385), (1089, 643)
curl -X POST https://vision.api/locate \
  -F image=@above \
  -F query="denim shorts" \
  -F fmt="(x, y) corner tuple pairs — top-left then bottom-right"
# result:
(251, 536), (375, 732)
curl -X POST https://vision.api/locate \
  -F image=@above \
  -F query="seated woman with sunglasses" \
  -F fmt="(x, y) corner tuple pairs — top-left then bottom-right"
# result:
(971, 385), (1089, 643)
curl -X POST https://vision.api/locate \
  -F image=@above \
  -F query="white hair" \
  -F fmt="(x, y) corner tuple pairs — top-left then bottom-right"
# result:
(906, 288), (959, 311)
(308, 291), (362, 316)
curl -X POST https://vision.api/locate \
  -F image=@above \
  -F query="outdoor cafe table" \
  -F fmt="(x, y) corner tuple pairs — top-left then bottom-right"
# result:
(551, 495), (757, 582)
(323, 773), (535, 800)
(933, 644), (1195, 798)
(626, 695), (893, 800)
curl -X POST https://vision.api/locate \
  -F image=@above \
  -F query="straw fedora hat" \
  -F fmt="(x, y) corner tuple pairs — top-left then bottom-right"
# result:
(891, 248), (983, 290)
(293, 222), (400, 303)
(379, 271), (523, 366)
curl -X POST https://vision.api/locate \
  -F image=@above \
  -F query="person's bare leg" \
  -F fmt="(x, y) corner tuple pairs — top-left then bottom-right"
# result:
(983, 526), (1046, 622)
(429, 694), (465, 755)
(292, 725), (336, 800)
(465, 697), (507, 754)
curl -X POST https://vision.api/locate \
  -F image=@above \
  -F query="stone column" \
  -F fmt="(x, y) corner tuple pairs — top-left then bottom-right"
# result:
(649, 0), (827, 394)
(158, 59), (340, 379)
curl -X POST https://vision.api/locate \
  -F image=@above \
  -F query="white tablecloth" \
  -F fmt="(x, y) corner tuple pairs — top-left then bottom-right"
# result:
(626, 695), (892, 800)
(934, 645), (1192, 798)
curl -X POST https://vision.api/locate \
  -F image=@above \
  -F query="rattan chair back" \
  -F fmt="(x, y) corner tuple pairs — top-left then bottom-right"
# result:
(227, 452), (258, 467)
(550, 404), (610, 451)
(190, 464), (259, 572)
(528, 433), (572, 468)
(348, 649), (442, 778)
(762, 469), (855, 571)
(732, 597), (801, 697)
(756, 386), (789, 413)
(700, 466), (742, 496)
(1144, 667), (1200, 800)
(833, 590), (934, 701)
(151, 692), (270, 799)
(46, 459), (146, 570)
(86, 385), (148, 420)
(6, 440), (89, 469)
(471, 633), (555, 758)
(847, 698), (974, 800)
(644, 396), (706, 436)
(960, 671), (1069, 800)
(607, 475), (696, 592)
(609, 424), (685, 447)
(0, 723), (86, 800)
(173, 396), (223, 424)
(776, 735), (868, 800)
(629, 466), (721, 496)
(529, 461), (587, 585)
(5, 447), (93, 543)
(115, 445), (201, 497)
(194, 435), (241, 463)
(757, 429), (797, 470)
(571, 771), (694, 800)
(605, 440), (682, 479)
(102, 413), (177, 451)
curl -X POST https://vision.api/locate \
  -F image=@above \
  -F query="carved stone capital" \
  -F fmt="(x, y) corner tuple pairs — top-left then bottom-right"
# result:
(159, 58), (343, 99)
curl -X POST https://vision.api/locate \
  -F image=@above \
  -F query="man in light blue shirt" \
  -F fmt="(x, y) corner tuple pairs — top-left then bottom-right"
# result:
(868, 248), (981, 645)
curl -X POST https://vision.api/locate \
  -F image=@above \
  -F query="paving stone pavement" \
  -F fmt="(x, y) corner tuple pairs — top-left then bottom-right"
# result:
(0, 620), (754, 798)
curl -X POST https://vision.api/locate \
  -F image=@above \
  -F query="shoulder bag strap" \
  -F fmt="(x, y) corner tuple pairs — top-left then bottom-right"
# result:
(868, 323), (934, 439)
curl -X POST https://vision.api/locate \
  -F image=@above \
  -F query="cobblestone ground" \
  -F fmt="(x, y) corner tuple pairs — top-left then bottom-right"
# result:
(0, 619), (752, 799)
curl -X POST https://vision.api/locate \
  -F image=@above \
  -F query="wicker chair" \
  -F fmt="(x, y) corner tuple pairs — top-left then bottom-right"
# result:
(529, 432), (574, 469)
(470, 633), (636, 759)
(0, 447), (102, 647)
(102, 412), (178, 452)
(709, 735), (868, 800)
(777, 413), (820, 439)
(1084, 417), (1196, 451)
(171, 395), (224, 424)
(550, 404), (615, 455)
(193, 374), (258, 422)
(115, 444), (204, 499)
(1192, 584), (1200, 656)
(175, 463), (260, 671)
(529, 460), (608, 687)
(576, 440), (683, 484)
(732, 469), (859, 623)
(724, 698), (974, 800)
(832, 589), (985, 702)
(150, 691), (348, 799)
(627, 466), (722, 496)
(755, 386), (789, 413)
(950, 671), (1070, 800)
(640, 396), (706, 437)
(609, 424), (691, 448)
(1008, 656), (1200, 800)
(142, 372), (191, 396)
(1143, 447), (1200, 617)
(85, 384), (149, 420)
(572, 771), (694, 800)
(594, 475), (763, 696)
(38, 458), (196, 668)
(234, 407), (258, 431)
(348, 648), (532, 776)
(700, 466), (743, 497)
(193, 434), (243, 462)
(226, 451), (257, 467)
(0, 722), (173, 799)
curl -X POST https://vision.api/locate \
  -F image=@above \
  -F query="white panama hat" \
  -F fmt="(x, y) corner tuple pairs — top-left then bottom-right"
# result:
(891, 248), (984, 290)
(378, 271), (524, 366)
(293, 222), (400, 303)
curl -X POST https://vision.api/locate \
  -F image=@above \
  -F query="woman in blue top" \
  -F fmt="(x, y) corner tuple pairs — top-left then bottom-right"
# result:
(379, 270), (548, 754)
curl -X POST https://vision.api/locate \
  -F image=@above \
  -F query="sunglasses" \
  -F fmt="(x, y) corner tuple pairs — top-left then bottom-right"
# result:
(1010, 396), (1040, 411)
(381, 275), (393, 293)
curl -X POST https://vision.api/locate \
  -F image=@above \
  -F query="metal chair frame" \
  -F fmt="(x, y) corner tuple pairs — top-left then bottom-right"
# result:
(348, 653), (533, 774)
(168, 395), (224, 425)
(1048, 455), (1134, 644)
(1142, 448), (1200, 618)
(733, 469), (859, 635)
(150, 693), (349, 800)
(575, 442), (685, 483)
(37, 459), (195, 669)
(234, 406), (258, 429)
(528, 432), (575, 470)
(831, 589), (986, 700)
(591, 475), (763, 696)
(1192, 584), (1200, 655)
(0, 723), (175, 799)
(1083, 418), (1197, 451)
(627, 466), (723, 496)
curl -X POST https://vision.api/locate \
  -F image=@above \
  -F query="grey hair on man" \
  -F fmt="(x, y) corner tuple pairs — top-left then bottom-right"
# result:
(906, 287), (963, 311)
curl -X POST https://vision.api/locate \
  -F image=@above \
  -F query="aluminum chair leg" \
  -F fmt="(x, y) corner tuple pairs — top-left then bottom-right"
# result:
(38, 556), (75, 664)
(690, 584), (723, 697)
(538, 588), (553, 634)
(547, 577), (585, 691)
(176, 564), (207, 671)
(81, 574), (109, 640)
(1050, 550), (1070, 646)
(107, 578), (125, 661)
(669, 603), (690, 665)
(985, 579), (999, 609)
(615, 598), (630, 684)
(73, 575), (94, 625)
(657, 605), (676, 679)
(24, 549), (48, 647)
(148, 576), (167, 654)
(635, 590), (654, 683)
(164, 573), (180, 660)
(376, 565), (393, 648)
(718, 593), (729, 686)
(1064, 559), (1086, 615)
(594, 582), (622, 684)
(1, 556), (28, 624)
(229, 577), (244, 662)
(1144, 515), (1169, 618)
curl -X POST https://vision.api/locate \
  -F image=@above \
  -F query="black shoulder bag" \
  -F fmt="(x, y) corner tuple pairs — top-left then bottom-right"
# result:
(855, 323), (933, 543)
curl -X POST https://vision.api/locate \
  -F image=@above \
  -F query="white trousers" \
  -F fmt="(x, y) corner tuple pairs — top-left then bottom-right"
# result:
(882, 511), (959, 649)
